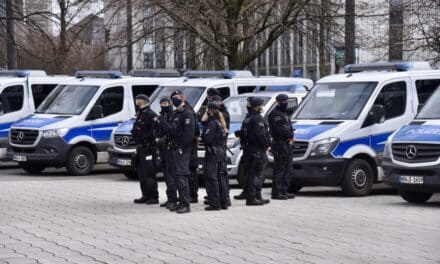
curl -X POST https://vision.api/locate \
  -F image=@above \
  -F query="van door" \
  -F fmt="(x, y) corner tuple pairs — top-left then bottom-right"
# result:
(0, 85), (26, 138)
(364, 79), (412, 155)
(87, 86), (125, 154)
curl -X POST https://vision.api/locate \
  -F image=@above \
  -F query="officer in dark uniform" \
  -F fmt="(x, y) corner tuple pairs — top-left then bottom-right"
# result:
(202, 101), (229, 210)
(155, 97), (178, 209)
(268, 94), (295, 200)
(157, 90), (195, 214)
(132, 94), (159, 204)
(236, 97), (271, 206)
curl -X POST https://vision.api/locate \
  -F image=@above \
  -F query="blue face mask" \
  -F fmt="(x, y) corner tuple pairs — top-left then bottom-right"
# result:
(161, 106), (172, 113)
(279, 102), (288, 110)
(172, 98), (182, 107)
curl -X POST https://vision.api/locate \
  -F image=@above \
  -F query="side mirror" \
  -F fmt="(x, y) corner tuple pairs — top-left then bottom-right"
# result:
(417, 104), (424, 113)
(87, 105), (104, 121)
(366, 104), (385, 126)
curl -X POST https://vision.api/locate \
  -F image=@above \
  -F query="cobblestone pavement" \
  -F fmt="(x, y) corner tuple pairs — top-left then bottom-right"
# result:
(0, 165), (439, 264)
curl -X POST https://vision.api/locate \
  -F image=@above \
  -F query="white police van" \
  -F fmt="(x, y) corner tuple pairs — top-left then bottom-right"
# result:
(7, 70), (180, 175)
(0, 70), (72, 160)
(223, 91), (310, 186)
(382, 83), (440, 203)
(108, 70), (313, 179)
(290, 61), (440, 196)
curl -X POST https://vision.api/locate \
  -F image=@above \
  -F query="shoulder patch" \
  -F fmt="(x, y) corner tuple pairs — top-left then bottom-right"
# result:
(185, 118), (191, 125)
(259, 122), (264, 127)
(274, 116), (281, 121)
(205, 129), (210, 134)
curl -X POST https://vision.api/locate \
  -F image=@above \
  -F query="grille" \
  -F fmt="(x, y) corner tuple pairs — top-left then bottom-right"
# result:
(392, 143), (440, 163)
(10, 129), (39, 145)
(292, 141), (309, 158)
(114, 134), (136, 149)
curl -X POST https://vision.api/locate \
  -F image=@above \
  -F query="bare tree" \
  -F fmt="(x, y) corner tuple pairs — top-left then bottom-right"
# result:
(389, 0), (404, 60)
(344, 0), (355, 65)
(5, 0), (17, 69)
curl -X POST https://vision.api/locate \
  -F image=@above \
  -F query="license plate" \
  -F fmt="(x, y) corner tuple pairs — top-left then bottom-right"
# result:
(116, 159), (131, 166)
(13, 154), (27, 162)
(399, 176), (424, 184)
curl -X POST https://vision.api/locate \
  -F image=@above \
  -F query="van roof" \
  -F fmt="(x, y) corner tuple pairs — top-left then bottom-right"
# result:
(0, 75), (73, 84)
(232, 90), (308, 98)
(160, 77), (314, 89)
(58, 76), (182, 86)
(318, 70), (440, 84)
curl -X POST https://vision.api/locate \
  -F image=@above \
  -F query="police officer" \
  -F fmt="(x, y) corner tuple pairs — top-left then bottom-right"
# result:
(236, 97), (271, 206)
(157, 90), (195, 214)
(268, 94), (295, 200)
(132, 94), (159, 205)
(155, 97), (178, 209)
(202, 101), (229, 210)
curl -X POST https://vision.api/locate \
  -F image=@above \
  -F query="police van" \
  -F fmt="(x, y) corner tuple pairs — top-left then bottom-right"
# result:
(0, 70), (72, 160)
(7, 70), (180, 175)
(382, 83), (440, 203)
(223, 91), (309, 186)
(290, 61), (440, 196)
(107, 70), (313, 179)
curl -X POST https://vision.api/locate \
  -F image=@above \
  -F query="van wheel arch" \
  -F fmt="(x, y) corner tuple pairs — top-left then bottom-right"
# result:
(347, 154), (379, 182)
(341, 154), (377, 196)
(66, 142), (97, 175)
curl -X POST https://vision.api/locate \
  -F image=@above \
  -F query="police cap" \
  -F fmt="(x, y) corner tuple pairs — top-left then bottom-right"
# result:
(135, 94), (149, 101)
(207, 88), (220, 97)
(211, 95), (222, 102)
(160, 96), (170, 103)
(276, 94), (289, 102)
(249, 97), (265, 107)
(170, 90), (183, 97)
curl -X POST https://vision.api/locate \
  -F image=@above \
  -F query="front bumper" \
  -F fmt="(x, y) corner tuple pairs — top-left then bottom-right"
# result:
(7, 137), (70, 166)
(108, 146), (136, 170)
(292, 157), (348, 186)
(382, 159), (440, 193)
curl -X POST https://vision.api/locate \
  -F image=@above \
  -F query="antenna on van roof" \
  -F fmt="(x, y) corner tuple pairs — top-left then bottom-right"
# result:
(183, 70), (254, 79)
(0, 70), (47, 77)
(75, 70), (122, 79)
(344, 61), (432, 73)
(129, 69), (181, 78)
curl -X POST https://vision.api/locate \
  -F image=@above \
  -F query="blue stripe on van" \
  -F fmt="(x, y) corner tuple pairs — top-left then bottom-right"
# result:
(293, 124), (338, 140)
(0, 122), (14, 138)
(332, 132), (393, 157)
(393, 125), (440, 142)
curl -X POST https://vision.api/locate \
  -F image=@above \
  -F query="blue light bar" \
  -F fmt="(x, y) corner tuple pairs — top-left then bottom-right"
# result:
(0, 70), (47, 77)
(344, 61), (431, 73)
(75, 70), (123, 79)
(183, 70), (253, 79)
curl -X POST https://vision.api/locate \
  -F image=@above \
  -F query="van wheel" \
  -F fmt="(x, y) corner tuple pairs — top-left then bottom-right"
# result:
(237, 162), (246, 188)
(20, 163), (45, 174)
(341, 159), (373, 196)
(122, 170), (138, 180)
(399, 190), (433, 203)
(66, 146), (95, 175)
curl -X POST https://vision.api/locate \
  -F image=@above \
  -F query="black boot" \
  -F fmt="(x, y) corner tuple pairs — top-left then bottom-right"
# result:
(145, 198), (159, 205)
(246, 199), (265, 206)
(176, 205), (191, 214)
(133, 197), (148, 204)
(166, 202), (177, 210)
(169, 202), (182, 212)
(160, 201), (169, 207)
(204, 205), (221, 211)
(233, 192), (246, 200)
(271, 194), (288, 200)
(285, 193), (296, 199)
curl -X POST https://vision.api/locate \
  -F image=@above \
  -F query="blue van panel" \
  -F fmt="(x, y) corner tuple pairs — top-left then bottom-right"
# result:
(0, 122), (13, 138)
(293, 124), (338, 141)
(393, 125), (440, 142)
(332, 132), (393, 157)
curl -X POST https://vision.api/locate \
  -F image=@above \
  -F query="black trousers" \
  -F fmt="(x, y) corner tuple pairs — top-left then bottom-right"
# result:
(244, 151), (266, 202)
(172, 148), (192, 207)
(189, 144), (199, 200)
(271, 141), (293, 197)
(163, 148), (178, 203)
(136, 146), (158, 199)
(204, 148), (228, 207)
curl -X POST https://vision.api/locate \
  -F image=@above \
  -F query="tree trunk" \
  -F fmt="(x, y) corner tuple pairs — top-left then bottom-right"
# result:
(126, 0), (133, 72)
(389, 0), (403, 61)
(56, 0), (68, 73)
(344, 0), (356, 65)
(6, 0), (17, 69)
(319, 0), (327, 77)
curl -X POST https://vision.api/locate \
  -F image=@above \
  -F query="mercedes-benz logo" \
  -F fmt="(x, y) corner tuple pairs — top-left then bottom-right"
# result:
(121, 136), (130, 147)
(17, 131), (25, 142)
(406, 145), (417, 160)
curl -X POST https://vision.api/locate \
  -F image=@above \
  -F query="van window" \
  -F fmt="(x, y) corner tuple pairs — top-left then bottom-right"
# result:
(0, 85), (24, 114)
(95, 86), (124, 117)
(132, 85), (158, 99)
(373, 81), (406, 120)
(216, 87), (230, 100)
(237, 86), (256, 94)
(415, 79), (440, 105)
(31, 84), (57, 108)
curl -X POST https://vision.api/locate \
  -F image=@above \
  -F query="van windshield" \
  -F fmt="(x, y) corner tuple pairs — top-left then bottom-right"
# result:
(417, 85), (440, 119)
(294, 82), (377, 120)
(150, 86), (205, 113)
(36, 85), (99, 115)
(224, 96), (270, 123)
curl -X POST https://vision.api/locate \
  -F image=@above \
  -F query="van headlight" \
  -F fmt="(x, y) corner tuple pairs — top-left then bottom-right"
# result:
(227, 137), (239, 149)
(42, 128), (69, 138)
(383, 141), (392, 159)
(310, 137), (339, 156)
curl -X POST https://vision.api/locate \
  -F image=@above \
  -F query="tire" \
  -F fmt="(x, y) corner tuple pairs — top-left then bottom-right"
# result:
(236, 162), (246, 188)
(66, 146), (95, 176)
(399, 190), (433, 204)
(20, 163), (45, 174)
(123, 170), (138, 180)
(288, 184), (303, 193)
(341, 159), (374, 196)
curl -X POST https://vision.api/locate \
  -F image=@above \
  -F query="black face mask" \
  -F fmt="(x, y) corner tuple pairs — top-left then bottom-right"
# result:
(172, 98), (182, 107)
(161, 106), (172, 113)
(246, 106), (252, 112)
(279, 102), (288, 110)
